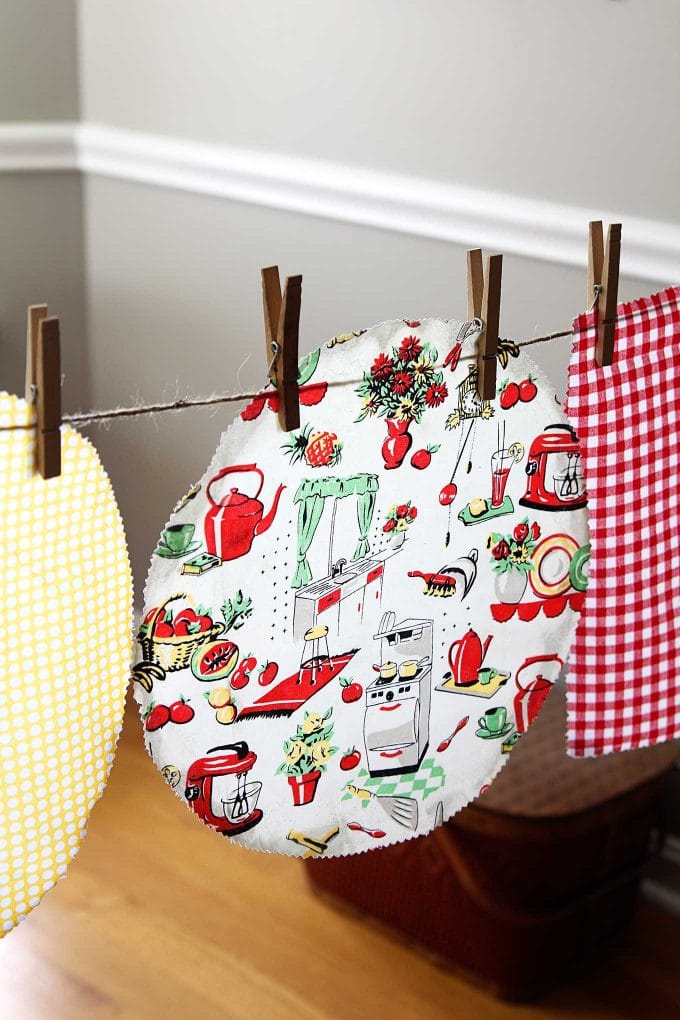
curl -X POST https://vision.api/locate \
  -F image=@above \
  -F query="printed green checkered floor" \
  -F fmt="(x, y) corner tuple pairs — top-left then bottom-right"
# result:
(342, 757), (446, 805)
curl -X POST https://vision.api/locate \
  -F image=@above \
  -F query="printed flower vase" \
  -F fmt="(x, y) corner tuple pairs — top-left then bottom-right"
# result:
(382, 417), (413, 469)
(390, 531), (406, 550)
(288, 770), (321, 806)
(494, 570), (528, 604)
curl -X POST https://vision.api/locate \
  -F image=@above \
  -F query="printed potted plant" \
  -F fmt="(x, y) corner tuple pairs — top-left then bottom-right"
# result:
(276, 708), (337, 806)
(488, 518), (541, 604)
(356, 335), (448, 469)
(383, 501), (418, 549)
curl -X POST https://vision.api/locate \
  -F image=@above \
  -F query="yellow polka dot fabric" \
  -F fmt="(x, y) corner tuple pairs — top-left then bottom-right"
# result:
(0, 392), (132, 937)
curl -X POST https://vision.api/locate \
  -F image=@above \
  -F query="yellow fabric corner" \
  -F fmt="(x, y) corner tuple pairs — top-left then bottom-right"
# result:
(0, 393), (132, 937)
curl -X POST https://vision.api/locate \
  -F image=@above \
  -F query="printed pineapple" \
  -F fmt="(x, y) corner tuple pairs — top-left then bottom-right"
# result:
(282, 423), (343, 468)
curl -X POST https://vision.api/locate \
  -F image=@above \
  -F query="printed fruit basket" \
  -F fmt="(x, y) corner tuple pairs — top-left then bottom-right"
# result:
(138, 593), (225, 672)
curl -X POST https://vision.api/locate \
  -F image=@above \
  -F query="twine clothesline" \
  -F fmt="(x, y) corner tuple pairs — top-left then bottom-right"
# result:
(1, 294), (665, 432)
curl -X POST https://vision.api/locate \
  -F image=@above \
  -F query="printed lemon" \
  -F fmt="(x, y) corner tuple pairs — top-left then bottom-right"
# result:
(216, 704), (238, 725)
(207, 687), (231, 709)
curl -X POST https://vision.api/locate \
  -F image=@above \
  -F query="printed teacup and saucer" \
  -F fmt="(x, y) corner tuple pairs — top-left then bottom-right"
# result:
(155, 524), (201, 559)
(475, 705), (514, 740)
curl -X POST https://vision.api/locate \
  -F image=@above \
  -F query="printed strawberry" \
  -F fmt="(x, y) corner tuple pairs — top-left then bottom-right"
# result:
(169, 697), (194, 724)
(144, 702), (171, 732)
(411, 444), (440, 470)
(282, 423), (343, 468)
(340, 677), (363, 704)
(498, 379), (520, 410)
(519, 376), (538, 403)
(340, 748), (362, 771)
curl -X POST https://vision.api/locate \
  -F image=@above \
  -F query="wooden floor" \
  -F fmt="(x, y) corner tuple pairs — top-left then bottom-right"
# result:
(1, 705), (679, 1020)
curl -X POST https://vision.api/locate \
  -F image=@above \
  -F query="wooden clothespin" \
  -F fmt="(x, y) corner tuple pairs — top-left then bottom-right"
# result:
(261, 266), (302, 432)
(25, 304), (48, 402)
(467, 249), (503, 400)
(588, 220), (621, 367)
(34, 315), (62, 478)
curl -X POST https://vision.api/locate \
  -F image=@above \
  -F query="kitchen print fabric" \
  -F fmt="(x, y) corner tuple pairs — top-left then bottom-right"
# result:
(136, 319), (588, 857)
(0, 393), (132, 937)
(565, 286), (680, 756)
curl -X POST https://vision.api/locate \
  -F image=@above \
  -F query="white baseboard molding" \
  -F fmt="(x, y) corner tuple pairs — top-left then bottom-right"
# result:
(1, 121), (678, 283)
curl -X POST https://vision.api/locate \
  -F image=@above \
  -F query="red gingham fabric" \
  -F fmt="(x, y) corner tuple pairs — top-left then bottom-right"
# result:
(565, 286), (680, 756)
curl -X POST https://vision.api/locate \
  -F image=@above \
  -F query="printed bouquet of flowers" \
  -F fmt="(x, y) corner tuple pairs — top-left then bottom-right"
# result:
(356, 335), (448, 424)
(277, 708), (337, 806)
(383, 501), (418, 534)
(487, 518), (541, 574)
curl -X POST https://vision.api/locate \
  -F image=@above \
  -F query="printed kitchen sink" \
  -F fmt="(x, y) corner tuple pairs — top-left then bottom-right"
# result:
(301, 562), (379, 596)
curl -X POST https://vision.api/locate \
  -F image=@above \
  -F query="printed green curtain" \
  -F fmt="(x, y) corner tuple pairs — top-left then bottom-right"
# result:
(292, 474), (379, 588)
(292, 492), (325, 588)
(353, 488), (377, 560)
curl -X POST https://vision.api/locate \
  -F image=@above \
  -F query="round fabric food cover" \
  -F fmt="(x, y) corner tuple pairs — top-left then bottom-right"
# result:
(136, 319), (588, 857)
(0, 393), (132, 935)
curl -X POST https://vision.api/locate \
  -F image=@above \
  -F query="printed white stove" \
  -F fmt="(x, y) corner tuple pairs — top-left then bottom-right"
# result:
(364, 612), (433, 777)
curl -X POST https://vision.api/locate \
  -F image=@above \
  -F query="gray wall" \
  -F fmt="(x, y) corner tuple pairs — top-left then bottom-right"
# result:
(83, 175), (656, 583)
(0, 0), (79, 120)
(78, 0), (680, 220)
(0, 173), (87, 409)
(0, 0), (86, 407)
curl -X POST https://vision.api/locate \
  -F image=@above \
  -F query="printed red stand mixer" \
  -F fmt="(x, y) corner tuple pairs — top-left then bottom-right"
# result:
(185, 742), (263, 836)
(519, 424), (587, 512)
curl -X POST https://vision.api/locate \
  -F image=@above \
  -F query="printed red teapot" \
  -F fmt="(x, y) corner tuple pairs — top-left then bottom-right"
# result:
(513, 655), (563, 732)
(204, 464), (285, 562)
(448, 628), (493, 687)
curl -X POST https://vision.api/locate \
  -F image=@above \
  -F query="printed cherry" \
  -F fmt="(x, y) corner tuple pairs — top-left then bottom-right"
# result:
(231, 656), (256, 690)
(169, 698), (194, 724)
(340, 748), (362, 771)
(144, 703), (171, 732)
(258, 661), (279, 686)
(519, 377), (538, 403)
(340, 678), (363, 704)
(439, 482), (458, 506)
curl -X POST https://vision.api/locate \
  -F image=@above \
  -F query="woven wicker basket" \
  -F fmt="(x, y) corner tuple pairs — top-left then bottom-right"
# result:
(138, 593), (224, 673)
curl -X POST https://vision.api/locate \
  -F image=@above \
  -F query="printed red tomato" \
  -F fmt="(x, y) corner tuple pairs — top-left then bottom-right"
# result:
(154, 621), (174, 638)
(340, 678), (363, 704)
(258, 661), (279, 686)
(340, 748), (361, 771)
(169, 698), (194, 724)
(499, 381), (520, 410)
(519, 377), (538, 402)
(173, 619), (191, 637)
(144, 703), (171, 732)
(195, 614), (213, 632)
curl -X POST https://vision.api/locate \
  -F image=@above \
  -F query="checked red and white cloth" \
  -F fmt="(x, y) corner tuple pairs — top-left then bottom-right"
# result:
(565, 286), (680, 756)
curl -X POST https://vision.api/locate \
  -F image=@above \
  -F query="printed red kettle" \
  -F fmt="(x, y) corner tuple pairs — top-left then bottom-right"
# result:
(448, 629), (492, 687)
(513, 655), (563, 732)
(204, 464), (285, 562)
